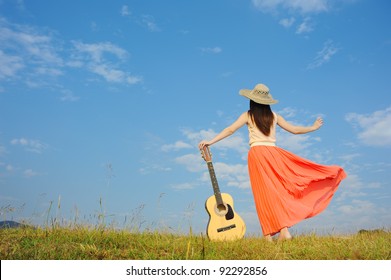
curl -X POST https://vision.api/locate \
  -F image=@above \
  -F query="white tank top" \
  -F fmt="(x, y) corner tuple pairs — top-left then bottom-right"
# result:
(247, 112), (277, 147)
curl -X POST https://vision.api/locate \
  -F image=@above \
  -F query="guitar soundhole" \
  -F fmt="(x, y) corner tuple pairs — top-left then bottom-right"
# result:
(215, 203), (228, 216)
(215, 203), (234, 220)
(217, 204), (227, 213)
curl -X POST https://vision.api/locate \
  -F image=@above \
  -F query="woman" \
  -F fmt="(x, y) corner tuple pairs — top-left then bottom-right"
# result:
(198, 83), (346, 241)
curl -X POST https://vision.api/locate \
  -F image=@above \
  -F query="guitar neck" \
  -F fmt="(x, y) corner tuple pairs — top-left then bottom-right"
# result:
(207, 162), (224, 205)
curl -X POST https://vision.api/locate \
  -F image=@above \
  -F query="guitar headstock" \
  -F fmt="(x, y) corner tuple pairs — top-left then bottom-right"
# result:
(200, 145), (212, 162)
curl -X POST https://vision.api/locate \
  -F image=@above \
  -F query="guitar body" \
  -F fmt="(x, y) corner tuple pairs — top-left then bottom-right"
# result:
(200, 146), (246, 241)
(205, 192), (246, 241)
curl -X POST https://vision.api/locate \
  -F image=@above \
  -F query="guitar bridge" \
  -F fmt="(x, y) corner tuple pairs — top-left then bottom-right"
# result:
(217, 224), (236, 233)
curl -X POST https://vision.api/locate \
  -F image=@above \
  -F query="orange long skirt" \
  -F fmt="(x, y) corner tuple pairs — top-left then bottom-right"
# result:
(248, 145), (346, 236)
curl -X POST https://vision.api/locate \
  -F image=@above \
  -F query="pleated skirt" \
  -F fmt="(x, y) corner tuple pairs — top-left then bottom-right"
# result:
(248, 145), (346, 236)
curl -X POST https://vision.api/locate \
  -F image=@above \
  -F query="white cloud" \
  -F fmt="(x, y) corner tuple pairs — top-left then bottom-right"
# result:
(23, 169), (38, 178)
(141, 15), (160, 32)
(121, 5), (131, 17)
(138, 164), (172, 175)
(181, 128), (216, 143)
(0, 18), (63, 81)
(332, 171), (388, 211)
(0, 162), (13, 172)
(162, 141), (193, 152)
(0, 50), (24, 79)
(0, 17), (143, 90)
(339, 153), (361, 162)
(212, 162), (250, 189)
(288, 0), (329, 13)
(66, 60), (83, 68)
(296, 17), (314, 34)
(60, 90), (80, 102)
(11, 138), (48, 153)
(346, 106), (391, 147)
(72, 41), (142, 85)
(297, 195), (391, 234)
(181, 128), (248, 156)
(175, 153), (204, 173)
(90, 21), (99, 32)
(35, 66), (63, 77)
(126, 76), (143, 85)
(277, 132), (312, 152)
(200, 47), (222, 54)
(338, 173), (365, 194)
(279, 17), (296, 28)
(307, 40), (339, 69)
(338, 199), (375, 218)
(91, 64), (126, 83)
(176, 152), (250, 189)
(252, 0), (329, 14)
(252, 0), (349, 35)
(122, 8), (160, 32)
(0, 145), (6, 156)
(72, 41), (127, 63)
(277, 107), (298, 118)
(11, 138), (28, 146)
(0, 19), (62, 64)
(275, 108), (324, 154)
(252, 0), (284, 11)
(171, 182), (196, 190)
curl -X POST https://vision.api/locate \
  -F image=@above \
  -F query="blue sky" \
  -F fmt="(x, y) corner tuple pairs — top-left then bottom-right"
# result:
(0, 0), (390, 236)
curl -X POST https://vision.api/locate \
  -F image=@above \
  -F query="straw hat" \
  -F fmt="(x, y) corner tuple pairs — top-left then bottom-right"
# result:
(239, 83), (278, 105)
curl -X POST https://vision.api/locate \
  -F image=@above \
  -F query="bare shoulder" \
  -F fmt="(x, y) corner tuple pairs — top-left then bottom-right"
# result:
(276, 114), (294, 130)
(275, 113), (284, 123)
(239, 111), (249, 123)
(240, 111), (249, 119)
(229, 111), (249, 128)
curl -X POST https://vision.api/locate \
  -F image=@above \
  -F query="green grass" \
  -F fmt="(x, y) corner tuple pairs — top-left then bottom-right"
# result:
(1, 226), (390, 260)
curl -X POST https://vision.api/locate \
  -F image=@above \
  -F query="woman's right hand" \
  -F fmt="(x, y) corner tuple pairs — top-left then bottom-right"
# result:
(312, 117), (324, 130)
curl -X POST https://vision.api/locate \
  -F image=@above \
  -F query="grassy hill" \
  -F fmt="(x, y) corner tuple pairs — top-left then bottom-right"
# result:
(1, 225), (390, 260)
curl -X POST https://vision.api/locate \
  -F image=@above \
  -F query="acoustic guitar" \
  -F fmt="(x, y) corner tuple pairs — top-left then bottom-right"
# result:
(200, 146), (246, 241)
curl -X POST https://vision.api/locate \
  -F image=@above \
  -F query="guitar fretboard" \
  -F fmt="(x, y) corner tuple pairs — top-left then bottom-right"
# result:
(207, 161), (224, 206)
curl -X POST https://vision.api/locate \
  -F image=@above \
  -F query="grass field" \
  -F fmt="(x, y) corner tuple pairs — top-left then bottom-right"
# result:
(1, 225), (390, 260)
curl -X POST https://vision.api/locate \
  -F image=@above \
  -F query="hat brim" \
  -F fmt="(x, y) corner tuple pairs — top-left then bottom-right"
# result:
(239, 90), (278, 105)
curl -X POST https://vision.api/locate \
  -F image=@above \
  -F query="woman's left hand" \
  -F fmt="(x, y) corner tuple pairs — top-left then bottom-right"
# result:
(198, 140), (210, 150)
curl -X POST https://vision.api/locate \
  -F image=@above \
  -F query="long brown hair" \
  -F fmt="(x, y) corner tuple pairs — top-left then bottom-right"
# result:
(248, 100), (274, 136)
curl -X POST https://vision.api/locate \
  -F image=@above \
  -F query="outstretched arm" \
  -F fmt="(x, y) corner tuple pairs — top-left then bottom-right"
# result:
(198, 112), (248, 149)
(277, 114), (323, 134)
